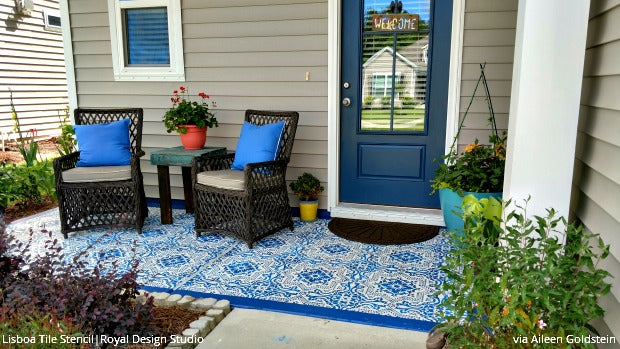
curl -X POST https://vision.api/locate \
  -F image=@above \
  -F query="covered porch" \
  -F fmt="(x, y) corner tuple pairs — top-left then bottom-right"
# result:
(7, 206), (450, 332)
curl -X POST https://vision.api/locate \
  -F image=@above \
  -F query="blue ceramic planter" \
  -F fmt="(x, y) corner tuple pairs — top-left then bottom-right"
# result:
(439, 188), (502, 232)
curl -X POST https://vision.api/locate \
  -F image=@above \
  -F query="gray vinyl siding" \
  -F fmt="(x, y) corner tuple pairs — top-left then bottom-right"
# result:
(0, 0), (68, 140)
(67, 0), (328, 208)
(573, 1), (620, 341)
(458, 0), (517, 147)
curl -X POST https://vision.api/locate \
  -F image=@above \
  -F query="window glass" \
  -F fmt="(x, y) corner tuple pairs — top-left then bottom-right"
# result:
(124, 7), (170, 65)
(360, 0), (430, 132)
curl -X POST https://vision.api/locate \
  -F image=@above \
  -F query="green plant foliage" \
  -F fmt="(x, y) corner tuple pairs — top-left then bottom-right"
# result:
(431, 137), (506, 194)
(163, 86), (218, 134)
(0, 312), (83, 349)
(56, 106), (76, 157)
(363, 96), (375, 108)
(289, 172), (324, 201)
(438, 197), (611, 348)
(400, 96), (417, 107)
(380, 96), (392, 108)
(9, 89), (40, 167)
(0, 160), (55, 209)
(431, 64), (506, 194)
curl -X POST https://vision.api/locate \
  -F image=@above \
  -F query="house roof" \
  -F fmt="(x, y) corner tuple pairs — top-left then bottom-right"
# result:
(362, 36), (429, 70)
(363, 46), (418, 69)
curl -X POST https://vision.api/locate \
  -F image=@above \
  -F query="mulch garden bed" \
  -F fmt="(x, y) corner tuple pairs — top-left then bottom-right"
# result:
(0, 137), (61, 163)
(129, 306), (205, 349)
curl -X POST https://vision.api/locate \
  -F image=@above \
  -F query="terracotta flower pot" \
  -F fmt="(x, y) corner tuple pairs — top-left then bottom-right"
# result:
(178, 125), (207, 150)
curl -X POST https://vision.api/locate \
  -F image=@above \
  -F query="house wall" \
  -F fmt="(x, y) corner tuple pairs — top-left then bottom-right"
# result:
(67, 0), (328, 207)
(457, 0), (517, 148)
(573, 2), (620, 341)
(65, 0), (518, 207)
(0, 0), (68, 141)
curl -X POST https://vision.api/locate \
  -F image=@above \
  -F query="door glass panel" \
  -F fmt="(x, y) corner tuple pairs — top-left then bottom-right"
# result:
(360, 0), (430, 132)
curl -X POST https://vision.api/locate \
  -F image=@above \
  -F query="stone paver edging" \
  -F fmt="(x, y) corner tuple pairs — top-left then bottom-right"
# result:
(137, 290), (231, 349)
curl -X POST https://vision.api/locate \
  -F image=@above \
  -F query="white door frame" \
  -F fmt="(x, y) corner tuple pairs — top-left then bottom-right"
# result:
(327, 0), (465, 225)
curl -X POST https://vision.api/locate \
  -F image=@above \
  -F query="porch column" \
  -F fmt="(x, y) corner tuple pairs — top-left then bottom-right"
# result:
(503, 0), (590, 235)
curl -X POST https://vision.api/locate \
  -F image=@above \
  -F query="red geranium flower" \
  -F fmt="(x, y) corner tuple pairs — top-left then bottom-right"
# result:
(179, 86), (186, 92)
(173, 90), (178, 94)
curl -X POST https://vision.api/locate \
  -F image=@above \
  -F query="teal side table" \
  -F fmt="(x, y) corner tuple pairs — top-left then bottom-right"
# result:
(150, 146), (226, 224)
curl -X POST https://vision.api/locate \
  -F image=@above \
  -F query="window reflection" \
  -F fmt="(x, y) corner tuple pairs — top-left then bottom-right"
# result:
(360, 0), (430, 132)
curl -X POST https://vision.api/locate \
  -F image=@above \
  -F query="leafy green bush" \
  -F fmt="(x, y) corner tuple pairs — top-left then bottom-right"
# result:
(431, 137), (506, 194)
(438, 197), (611, 348)
(289, 172), (324, 201)
(363, 96), (375, 109)
(381, 96), (391, 108)
(0, 160), (55, 209)
(56, 106), (76, 157)
(400, 96), (416, 107)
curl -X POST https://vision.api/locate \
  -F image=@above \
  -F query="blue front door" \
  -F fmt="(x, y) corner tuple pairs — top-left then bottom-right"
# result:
(340, 0), (452, 208)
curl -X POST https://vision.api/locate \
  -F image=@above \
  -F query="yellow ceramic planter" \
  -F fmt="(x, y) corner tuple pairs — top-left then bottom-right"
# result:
(299, 200), (319, 221)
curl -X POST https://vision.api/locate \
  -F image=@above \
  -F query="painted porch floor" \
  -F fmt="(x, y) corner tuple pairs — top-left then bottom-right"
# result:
(7, 207), (450, 332)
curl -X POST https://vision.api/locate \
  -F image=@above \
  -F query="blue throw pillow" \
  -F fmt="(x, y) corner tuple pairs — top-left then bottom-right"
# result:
(74, 118), (132, 167)
(231, 121), (286, 170)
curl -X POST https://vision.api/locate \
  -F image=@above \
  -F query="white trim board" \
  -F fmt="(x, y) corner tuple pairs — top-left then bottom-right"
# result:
(330, 203), (445, 227)
(327, 0), (464, 222)
(59, 0), (77, 120)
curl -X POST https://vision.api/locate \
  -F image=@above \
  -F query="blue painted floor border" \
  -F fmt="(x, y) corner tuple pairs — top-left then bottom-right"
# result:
(140, 285), (436, 332)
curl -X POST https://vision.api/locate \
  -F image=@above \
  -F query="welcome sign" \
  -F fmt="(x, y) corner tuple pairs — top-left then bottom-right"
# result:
(372, 14), (419, 32)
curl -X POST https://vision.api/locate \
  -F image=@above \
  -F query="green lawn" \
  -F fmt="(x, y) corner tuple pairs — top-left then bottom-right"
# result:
(361, 108), (425, 131)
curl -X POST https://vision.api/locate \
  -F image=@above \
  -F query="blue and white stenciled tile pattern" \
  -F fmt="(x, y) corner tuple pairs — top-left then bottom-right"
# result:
(7, 208), (450, 323)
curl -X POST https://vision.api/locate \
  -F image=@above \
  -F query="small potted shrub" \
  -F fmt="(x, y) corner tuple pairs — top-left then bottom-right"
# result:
(163, 86), (218, 150)
(289, 172), (324, 221)
(432, 196), (611, 348)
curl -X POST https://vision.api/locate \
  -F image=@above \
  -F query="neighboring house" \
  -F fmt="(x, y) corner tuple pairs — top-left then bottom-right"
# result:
(361, 36), (428, 108)
(59, 0), (619, 340)
(0, 0), (68, 141)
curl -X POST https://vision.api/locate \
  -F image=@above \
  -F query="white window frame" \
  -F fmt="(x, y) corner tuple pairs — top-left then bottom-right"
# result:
(43, 10), (62, 32)
(107, 0), (185, 81)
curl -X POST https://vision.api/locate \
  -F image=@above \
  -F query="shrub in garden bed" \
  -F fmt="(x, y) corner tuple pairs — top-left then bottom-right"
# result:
(0, 220), (155, 338)
(436, 197), (611, 348)
(1, 90), (58, 215)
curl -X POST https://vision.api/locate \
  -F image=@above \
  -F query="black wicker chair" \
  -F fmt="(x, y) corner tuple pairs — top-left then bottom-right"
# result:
(192, 110), (299, 248)
(53, 108), (148, 238)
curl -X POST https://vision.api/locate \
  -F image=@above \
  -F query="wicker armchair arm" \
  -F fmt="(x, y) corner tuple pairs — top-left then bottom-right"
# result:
(244, 159), (287, 191)
(135, 150), (145, 158)
(192, 152), (236, 184)
(53, 151), (80, 186)
(194, 153), (235, 173)
(53, 152), (80, 172)
(130, 153), (144, 178)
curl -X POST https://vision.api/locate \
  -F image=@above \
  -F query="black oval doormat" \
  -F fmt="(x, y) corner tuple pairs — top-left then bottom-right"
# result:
(327, 218), (440, 245)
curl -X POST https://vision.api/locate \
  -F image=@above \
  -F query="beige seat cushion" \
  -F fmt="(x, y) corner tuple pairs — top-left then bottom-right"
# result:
(197, 169), (245, 191)
(62, 166), (131, 183)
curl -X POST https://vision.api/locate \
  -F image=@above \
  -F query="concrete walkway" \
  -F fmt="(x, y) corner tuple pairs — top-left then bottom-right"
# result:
(196, 308), (427, 349)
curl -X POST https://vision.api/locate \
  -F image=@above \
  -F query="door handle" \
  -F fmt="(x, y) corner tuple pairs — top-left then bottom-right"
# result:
(342, 98), (351, 107)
